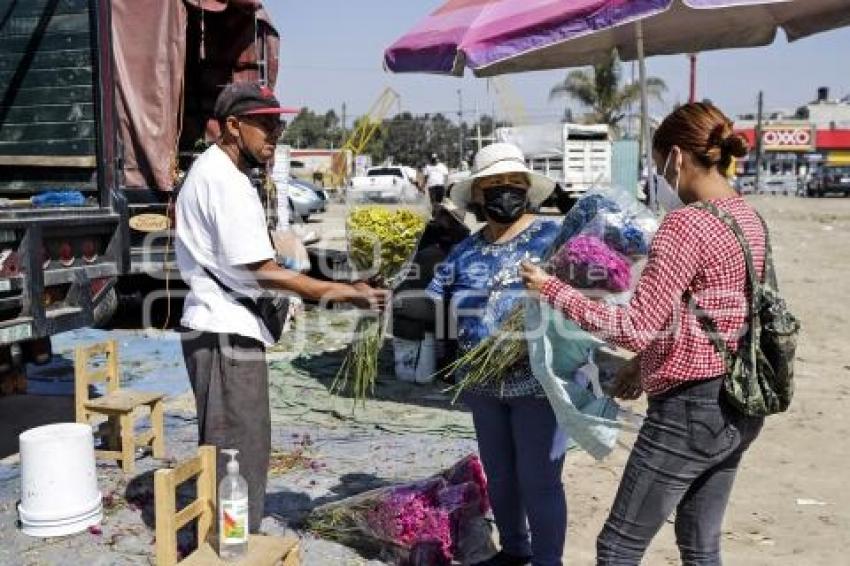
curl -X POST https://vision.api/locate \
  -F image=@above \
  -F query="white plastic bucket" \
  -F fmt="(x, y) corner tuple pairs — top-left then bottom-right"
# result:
(18, 423), (102, 537)
(393, 333), (436, 384)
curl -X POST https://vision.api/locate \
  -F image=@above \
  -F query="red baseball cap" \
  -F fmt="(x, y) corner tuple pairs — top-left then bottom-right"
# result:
(214, 82), (300, 119)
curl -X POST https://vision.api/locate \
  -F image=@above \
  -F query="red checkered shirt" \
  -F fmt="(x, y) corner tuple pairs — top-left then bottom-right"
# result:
(541, 196), (766, 396)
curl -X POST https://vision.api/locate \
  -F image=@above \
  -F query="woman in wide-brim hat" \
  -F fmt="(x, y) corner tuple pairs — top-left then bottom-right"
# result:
(427, 143), (566, 566)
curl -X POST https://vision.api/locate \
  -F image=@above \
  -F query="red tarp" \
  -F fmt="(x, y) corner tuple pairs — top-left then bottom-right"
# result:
(112, 0), (279, 192)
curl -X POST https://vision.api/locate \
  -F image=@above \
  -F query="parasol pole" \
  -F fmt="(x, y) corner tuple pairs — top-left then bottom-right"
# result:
(636, 20), (654, 207)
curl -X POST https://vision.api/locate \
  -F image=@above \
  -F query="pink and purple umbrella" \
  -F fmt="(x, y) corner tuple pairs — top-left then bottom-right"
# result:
(384, 0), (849, 207)
(385, 0), (850, 77)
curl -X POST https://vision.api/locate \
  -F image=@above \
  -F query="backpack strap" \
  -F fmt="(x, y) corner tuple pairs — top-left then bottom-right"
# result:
(684, 201), (765, 368)
(692, 201), (761, 299)
(683, 288), (735, 369)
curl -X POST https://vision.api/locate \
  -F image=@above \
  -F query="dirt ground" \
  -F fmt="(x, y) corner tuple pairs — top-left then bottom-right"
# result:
(562, 195), (850, 565)
(0, 194), (846, 565)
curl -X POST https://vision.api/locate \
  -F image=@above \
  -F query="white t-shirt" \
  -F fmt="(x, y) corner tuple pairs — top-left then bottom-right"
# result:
(424, 162), (449, 188)
(176, 144), (276, 345)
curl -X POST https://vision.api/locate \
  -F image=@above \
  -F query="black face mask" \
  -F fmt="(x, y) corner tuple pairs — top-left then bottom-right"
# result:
(482, 185), (529, 223)
(238, 141), (264, 170)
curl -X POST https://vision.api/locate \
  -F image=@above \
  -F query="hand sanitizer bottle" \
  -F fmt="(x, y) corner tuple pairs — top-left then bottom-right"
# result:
(219, 449), (249, 559)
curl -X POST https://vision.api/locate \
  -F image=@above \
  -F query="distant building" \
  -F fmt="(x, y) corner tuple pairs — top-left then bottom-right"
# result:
(734, 88), (850, 180)
(801, 87), (850, 128)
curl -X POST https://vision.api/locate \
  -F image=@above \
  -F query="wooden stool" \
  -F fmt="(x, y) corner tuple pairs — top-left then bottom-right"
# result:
(74, 340), (165, 474)
(155, 446), (300, 566)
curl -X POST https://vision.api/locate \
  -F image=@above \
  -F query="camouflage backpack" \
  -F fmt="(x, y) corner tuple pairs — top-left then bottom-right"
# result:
(687, 202), (801, 417)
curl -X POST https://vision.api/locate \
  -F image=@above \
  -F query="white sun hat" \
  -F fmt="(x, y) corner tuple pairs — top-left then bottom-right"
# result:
(449, 142), (556, 211)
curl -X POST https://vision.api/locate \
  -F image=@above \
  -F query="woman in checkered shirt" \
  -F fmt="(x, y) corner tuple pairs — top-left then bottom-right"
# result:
(521, 103), (768, 566)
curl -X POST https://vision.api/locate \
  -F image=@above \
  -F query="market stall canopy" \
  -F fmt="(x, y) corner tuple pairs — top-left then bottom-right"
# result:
(113, 0), (280, 191)
(384, 0), (850, 77)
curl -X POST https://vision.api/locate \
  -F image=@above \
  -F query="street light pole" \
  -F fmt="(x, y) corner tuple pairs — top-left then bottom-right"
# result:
(754, 91), (764, 194)
(457, 89), (464, 167)
(688, 54), (698, 103)
(475, 101), (483, 151)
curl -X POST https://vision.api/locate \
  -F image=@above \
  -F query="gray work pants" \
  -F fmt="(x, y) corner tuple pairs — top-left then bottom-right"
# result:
(180, 329), (271, 533)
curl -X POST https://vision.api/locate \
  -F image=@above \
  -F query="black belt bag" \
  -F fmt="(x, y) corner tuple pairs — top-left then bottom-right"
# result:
(202, 266), (290, 342)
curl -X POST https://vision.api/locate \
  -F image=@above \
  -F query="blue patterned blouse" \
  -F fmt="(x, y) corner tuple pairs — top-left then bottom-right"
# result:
(427, 217), (561, 398)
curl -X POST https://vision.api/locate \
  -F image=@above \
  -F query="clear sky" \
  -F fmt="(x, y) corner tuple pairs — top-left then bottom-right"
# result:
(267, 1), (850, 125)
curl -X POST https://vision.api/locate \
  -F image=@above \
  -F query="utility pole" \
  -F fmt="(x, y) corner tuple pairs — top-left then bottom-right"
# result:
(457, 89), (464, 167)
(341, 102), (347, 140)
(475, 100), (483, 152)
(688, 54), (698, 103)
(754, 91), (764, 194)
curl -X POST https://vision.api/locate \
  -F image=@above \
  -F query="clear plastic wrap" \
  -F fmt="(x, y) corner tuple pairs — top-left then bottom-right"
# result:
(547, 186), (658, 303)
(333, 193), (431, 405)
(447, 187), (657, 458)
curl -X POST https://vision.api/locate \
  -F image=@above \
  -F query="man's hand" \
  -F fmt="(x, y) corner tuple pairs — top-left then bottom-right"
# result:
(609, 356), (642, 401)
(247, 260), (388, 310)
(349, 281), (390, 311)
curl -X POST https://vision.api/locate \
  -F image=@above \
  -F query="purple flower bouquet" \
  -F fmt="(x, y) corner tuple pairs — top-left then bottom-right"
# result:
(550, 235), (632, 293)
(445, 188), (657, 400)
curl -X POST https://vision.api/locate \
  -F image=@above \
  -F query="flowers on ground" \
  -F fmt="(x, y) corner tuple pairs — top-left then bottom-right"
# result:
(305, 455), (491, 565)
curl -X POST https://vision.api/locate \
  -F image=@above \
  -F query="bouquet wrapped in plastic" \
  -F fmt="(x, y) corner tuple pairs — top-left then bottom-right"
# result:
(332, 192), (430, 405)
(305, 455), (495, 565)
(447, 186), (658, 401)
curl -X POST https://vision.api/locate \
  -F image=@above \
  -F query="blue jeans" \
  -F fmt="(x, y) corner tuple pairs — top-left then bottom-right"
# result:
(597, 378), (764, 566)
(465, 394), (567, 566)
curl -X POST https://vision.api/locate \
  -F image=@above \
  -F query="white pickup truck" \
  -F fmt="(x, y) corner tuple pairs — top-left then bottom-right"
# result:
(348, 166), (421, 203)
(496, 123), (613, 211)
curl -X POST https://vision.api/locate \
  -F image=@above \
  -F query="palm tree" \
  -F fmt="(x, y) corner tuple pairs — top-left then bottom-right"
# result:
(550, 51), (666, 133)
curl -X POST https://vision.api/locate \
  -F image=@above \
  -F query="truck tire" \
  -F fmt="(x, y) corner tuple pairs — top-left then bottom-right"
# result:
(92, 287), (119, 329)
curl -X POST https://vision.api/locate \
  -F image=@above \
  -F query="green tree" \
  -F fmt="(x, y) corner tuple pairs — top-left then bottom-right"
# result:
(549, 50), (666, 132)
(281, 109), (344, 149)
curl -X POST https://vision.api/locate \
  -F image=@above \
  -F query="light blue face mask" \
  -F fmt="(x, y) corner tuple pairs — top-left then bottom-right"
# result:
(653, 151), (684, 213)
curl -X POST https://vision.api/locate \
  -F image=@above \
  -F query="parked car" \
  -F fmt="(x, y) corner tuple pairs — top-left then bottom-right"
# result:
(277, 180), (321, 222)
(759, 176), (797, 196)
(348, 166), (420, 203)
(734, 175), (756, 195)
(807, 165), (850, 197)
(290, 178), (327, 212)
(734, 175), (795, 196)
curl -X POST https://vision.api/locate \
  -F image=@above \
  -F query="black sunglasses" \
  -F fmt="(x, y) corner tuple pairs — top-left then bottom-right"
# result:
(239, 115), (286, 134)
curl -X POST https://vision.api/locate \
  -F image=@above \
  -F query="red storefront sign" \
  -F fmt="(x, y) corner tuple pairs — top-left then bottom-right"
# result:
(735, 127), (850, 152)
(761, 126), (814, 152)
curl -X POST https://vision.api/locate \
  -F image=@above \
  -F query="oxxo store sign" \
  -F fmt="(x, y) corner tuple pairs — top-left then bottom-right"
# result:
(761, 126), (815, 152)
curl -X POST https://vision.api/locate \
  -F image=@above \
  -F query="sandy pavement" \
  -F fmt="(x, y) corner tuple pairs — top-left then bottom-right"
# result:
(0, 195), (846, 565)
(561, 195), (850, 565)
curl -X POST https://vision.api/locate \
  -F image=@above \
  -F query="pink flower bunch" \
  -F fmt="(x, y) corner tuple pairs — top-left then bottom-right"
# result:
(368, 487), (451, 547)
(551, 235), (632, 292)
(366, 483), (453, 562)
(307, 455), (491, 565)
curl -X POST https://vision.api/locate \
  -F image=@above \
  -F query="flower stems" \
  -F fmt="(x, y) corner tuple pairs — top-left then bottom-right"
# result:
(331, 312), (385, 408)
(443, 308), (528, 403)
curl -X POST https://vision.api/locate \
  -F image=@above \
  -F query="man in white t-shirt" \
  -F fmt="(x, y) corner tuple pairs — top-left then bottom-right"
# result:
(176, 82), (387, 532)
(423, 153), (449, 211)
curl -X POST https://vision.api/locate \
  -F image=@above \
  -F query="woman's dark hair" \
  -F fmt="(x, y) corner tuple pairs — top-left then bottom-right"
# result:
(653, 102), (750, 177)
